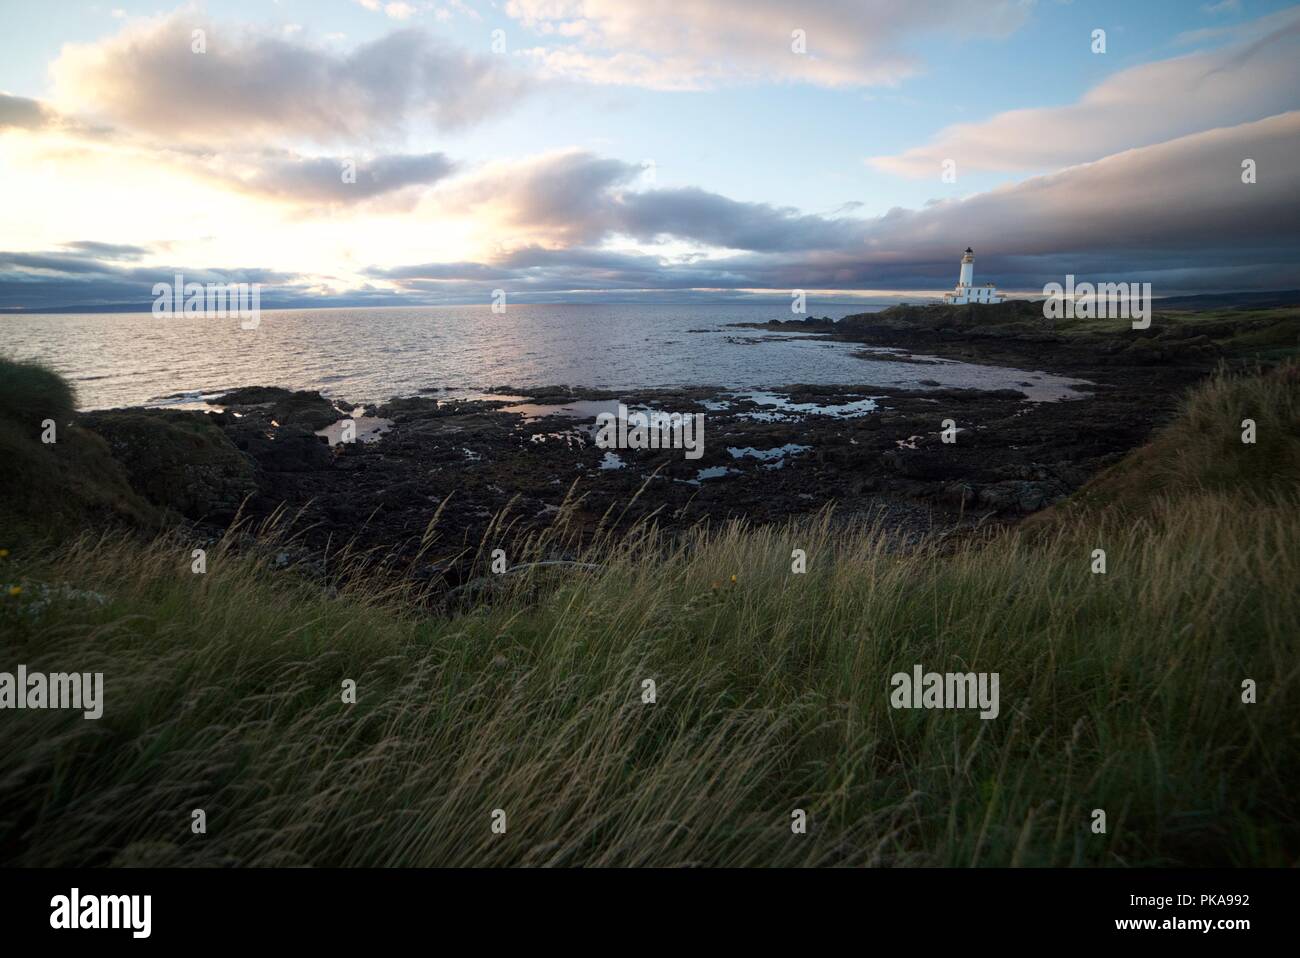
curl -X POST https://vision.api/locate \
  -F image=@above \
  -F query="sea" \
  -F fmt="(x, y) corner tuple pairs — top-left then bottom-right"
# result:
(1, 303), (1087, 410)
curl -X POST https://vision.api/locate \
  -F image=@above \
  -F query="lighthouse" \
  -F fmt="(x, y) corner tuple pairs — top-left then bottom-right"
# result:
(943, 247), (1004, 304)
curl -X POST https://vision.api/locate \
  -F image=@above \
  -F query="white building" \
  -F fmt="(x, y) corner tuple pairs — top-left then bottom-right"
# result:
(942, 247), (1004, 304)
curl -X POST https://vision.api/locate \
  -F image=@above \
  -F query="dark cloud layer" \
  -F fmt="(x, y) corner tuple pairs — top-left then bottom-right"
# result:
(0, 247), (305, 311)
(442, 151), (866, 251)
(392, 112), (1300, 297)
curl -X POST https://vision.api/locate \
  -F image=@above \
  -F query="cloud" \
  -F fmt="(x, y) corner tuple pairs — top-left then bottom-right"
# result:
(0, 94), (52, 130)
(861, 111), (1300, 264)
(49, 11), (528, 146)
(0, 88), (455, 209)
(62, 241), (152, 260)
(869, 8), (1300, 177)
(367, 245), (686, 291)
(616, 187), (864, 252)
(355, 0), (420, 20)
(434, 149), (865, 250)
(506, 0), (1032, 90)
(435, 151), (639, 245)
(201, 150), (457, 206)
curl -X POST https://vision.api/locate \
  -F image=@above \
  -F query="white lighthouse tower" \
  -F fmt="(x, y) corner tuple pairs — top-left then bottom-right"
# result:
(943, 247), (1004, 304)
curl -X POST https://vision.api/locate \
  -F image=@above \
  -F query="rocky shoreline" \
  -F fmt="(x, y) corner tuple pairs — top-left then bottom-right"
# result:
(71, 300), (1264, 590)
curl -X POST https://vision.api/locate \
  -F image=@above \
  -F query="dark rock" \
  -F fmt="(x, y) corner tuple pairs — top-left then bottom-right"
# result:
(213, 386), (340, 429)
(238, 425), (334, 473)
(78, 409), (257, 520)
(975, 480), (1061, 515)
(882, 448), (964, 481)
(213, 386), (294, 405)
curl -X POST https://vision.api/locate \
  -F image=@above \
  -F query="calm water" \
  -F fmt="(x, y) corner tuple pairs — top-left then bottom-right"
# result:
(1, 304), (1087, 410)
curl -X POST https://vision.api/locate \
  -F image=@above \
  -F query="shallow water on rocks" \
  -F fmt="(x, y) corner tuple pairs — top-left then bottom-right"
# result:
(314, 415), (393, 445)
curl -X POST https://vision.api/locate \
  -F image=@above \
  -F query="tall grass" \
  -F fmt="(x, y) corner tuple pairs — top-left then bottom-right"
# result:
(1040, 360), (1300, 519)
(0, 367), (1296, 867)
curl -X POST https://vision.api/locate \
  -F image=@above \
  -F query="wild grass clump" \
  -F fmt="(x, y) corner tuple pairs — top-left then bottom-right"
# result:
(0, 366), (1296, 867)
(0, 356), (157, 542)
(1039, 360), (1300, 520)
(0, 354), (76, 426)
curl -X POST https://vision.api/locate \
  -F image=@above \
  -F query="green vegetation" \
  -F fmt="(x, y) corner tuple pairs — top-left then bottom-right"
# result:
(0, 356), (160, 542)
(859, 302), (1300, 365)
(0, 354), (76, 426)
(1, 362), (1296, 866)
(77, 408), (257, 519)
(1036, 360), (1300, 519)
(1056, 306), (1300, 363)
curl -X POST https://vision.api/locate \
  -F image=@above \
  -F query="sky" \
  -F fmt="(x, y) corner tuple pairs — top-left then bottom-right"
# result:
(0, 0), (1298, 309)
